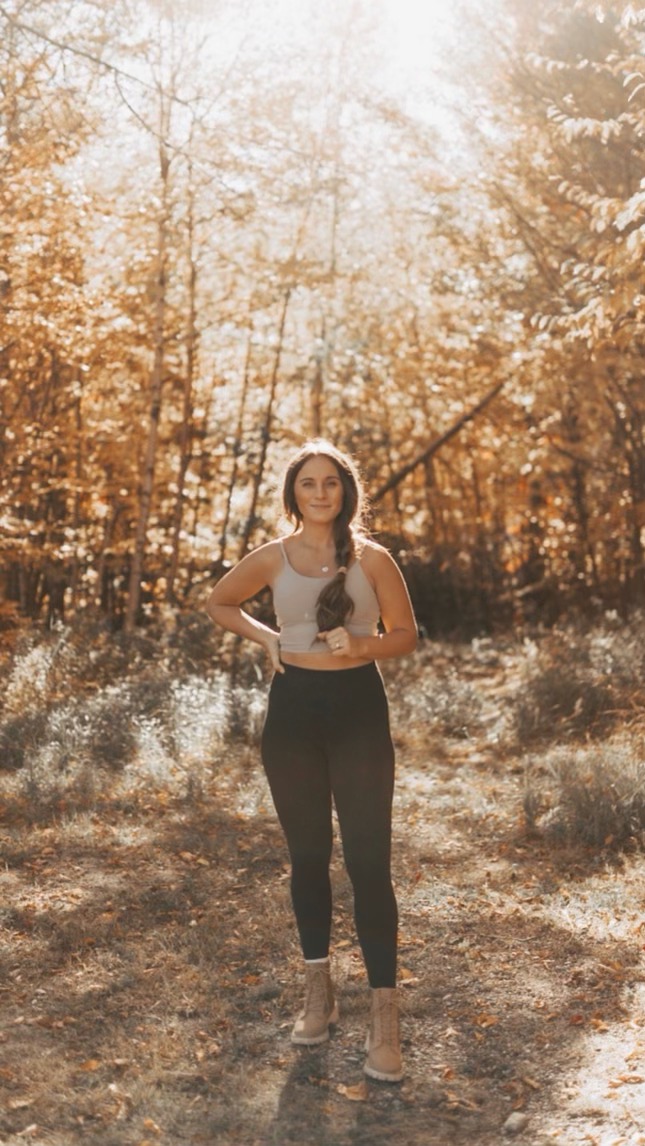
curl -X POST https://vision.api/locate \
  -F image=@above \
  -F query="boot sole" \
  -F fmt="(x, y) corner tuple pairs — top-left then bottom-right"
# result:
(364, 1062), (405, 1082)
(291, 1004), (339, 1045)
(363, 1034), (404, 1082)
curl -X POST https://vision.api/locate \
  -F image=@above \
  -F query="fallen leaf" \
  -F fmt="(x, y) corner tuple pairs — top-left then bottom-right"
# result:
(608, 1074), (644, 1088)
(521, 1076), (541, 1091)
(473, 1012), (499, 1028)
(337, 1080), (368, 1102)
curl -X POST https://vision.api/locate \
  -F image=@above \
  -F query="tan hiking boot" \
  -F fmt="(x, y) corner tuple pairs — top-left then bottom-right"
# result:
(364, 987), (404, 1082)
(291, 960), (339, 1045)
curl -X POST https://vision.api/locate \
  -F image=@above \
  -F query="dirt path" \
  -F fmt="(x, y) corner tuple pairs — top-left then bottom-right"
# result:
(1, 643), (645, 1145)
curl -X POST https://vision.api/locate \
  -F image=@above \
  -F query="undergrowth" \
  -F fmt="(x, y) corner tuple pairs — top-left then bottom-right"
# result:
(1, 610), (645, 853)
(514, 615), (645, 746)
(523, 737), (645, 850)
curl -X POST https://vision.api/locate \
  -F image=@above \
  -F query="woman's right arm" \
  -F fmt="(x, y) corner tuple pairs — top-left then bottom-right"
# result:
(205, 543), (284, 673)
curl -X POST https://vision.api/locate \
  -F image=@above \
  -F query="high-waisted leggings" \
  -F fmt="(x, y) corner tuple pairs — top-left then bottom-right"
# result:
(261, 661), (398, 988)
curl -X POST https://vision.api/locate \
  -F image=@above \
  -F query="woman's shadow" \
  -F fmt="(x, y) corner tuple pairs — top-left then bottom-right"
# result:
(261, 1044), (337, 1146)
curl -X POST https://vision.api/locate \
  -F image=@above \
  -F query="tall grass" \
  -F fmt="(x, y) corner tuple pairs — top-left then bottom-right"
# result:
(513, 616), (645, 746)
(3, 610), (645, 849)
(0, 614), (267, 822)
(523, 738), (645, 849)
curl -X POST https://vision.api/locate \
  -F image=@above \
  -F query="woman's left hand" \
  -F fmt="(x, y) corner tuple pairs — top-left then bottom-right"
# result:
(317, 626), (355, 657)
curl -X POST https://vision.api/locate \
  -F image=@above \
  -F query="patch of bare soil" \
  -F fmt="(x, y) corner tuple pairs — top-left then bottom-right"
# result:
(1, 642), (645, 1146)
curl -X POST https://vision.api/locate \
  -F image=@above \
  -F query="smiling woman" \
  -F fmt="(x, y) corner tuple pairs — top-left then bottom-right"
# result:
(206, 438), (417, 1081)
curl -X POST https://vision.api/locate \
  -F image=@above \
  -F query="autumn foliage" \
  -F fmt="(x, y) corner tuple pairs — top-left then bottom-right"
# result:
(1, 0), (644, 634)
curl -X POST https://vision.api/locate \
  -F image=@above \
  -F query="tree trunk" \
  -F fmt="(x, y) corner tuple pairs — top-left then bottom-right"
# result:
(219, 311), (254, 564)
(125, 132), (170, 633)
(166, 161), (198, 603)
(239, 287), (291, 557)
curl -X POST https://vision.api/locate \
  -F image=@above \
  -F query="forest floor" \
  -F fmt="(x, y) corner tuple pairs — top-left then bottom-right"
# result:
(1, 629), (645, 1145)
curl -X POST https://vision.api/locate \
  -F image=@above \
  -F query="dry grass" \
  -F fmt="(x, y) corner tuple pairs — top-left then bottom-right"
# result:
(2, 615), (645, 1144)
(523, 736), (645, 849)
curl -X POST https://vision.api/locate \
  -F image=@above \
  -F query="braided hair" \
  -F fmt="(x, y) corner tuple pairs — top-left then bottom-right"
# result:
(281, 439), (367, 632)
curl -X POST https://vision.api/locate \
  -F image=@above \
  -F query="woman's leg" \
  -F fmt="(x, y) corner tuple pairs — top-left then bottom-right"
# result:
(325, 667), (398, 988)
(261, 670), (334, 959)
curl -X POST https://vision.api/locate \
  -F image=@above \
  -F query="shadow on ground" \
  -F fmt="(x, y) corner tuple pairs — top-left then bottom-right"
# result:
(1, 757), (643, 1145)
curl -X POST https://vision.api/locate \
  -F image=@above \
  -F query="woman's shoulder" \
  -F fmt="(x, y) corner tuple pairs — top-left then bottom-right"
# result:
(357, 537), (392, 566)
(243, 538), (285, 575)
(355, 538), (396, 582)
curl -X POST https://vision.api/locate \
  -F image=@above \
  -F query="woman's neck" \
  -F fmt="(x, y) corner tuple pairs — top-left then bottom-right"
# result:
(297, 525), (336, 551)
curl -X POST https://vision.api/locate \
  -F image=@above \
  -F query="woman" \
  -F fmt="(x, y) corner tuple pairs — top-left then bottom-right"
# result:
(206, 439), (417, 1082)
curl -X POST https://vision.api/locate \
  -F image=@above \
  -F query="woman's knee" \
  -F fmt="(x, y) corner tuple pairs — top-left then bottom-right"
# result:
(290, 847), (333, 879)
(343, 850), (392, 896)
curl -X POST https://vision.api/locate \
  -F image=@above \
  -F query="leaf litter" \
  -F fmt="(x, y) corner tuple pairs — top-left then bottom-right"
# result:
(1, 634), (645, 1143)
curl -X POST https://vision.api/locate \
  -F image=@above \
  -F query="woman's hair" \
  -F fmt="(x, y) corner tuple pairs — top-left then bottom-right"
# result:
(282, 439), (367, 632)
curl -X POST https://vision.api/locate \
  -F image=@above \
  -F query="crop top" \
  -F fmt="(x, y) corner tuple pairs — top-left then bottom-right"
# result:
(273, 541), (380, 653)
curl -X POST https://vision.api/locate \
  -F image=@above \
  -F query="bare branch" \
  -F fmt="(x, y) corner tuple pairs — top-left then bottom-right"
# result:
(371, 381), (505, 504)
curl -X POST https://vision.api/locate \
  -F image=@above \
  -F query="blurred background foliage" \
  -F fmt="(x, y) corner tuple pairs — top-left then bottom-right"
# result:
(1, 0), (644, 638)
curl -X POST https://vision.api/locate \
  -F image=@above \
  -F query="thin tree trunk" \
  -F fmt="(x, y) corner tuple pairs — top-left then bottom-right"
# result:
(125, 130), (170, 633)
(219, 310), (254, 564)
(239, 287), (291, 557)
(311, 314), (325, 438)
(166, 161), (198, 603)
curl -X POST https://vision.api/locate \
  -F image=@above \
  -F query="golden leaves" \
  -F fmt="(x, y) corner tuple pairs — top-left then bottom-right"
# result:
(336, 1080), (369, 1102)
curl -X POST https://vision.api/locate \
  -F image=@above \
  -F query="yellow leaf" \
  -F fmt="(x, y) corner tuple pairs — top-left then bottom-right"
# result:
(522, 1076), (541, 1091)
(337, 1080), (368, 1102)
(78, 1059), (101, 1072)
(474, 1013), (499, 1028)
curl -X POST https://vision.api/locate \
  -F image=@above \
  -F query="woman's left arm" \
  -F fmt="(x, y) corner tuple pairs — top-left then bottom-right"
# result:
(319, 546), (418, 661)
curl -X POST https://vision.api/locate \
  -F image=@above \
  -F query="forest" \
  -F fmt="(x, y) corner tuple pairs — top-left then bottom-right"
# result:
(2, 0), (645, 636)
(3, 2), (645, 1145)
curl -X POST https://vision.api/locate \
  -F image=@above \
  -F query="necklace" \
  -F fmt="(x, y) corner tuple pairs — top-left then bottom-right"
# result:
(300, 540), (333, 573)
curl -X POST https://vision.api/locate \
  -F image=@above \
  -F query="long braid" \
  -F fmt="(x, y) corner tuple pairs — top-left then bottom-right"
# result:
(315, 514), (356, 633)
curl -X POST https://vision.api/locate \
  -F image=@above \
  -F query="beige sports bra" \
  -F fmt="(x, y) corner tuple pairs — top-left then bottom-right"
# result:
(272, 541), (380, 653)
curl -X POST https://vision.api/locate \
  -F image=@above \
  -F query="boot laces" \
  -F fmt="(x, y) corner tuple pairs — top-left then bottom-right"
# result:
(374, 995), (399, 1046)
(306, 966), (330, 1016)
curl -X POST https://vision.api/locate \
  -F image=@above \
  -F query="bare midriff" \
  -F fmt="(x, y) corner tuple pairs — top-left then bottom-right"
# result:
(280, 651), (373, 671)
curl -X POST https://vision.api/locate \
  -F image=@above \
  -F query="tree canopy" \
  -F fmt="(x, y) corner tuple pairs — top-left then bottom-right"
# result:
(1, 0), (642, 634)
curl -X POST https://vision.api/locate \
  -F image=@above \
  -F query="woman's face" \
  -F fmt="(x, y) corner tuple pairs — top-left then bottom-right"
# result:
(293, 455), (344, 525)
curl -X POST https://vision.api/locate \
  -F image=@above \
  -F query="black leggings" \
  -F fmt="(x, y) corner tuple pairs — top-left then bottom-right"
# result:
(261, 661), (398, 988)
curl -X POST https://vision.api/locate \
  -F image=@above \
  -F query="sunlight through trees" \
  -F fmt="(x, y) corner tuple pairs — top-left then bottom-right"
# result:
(1, 0), (643, 632)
